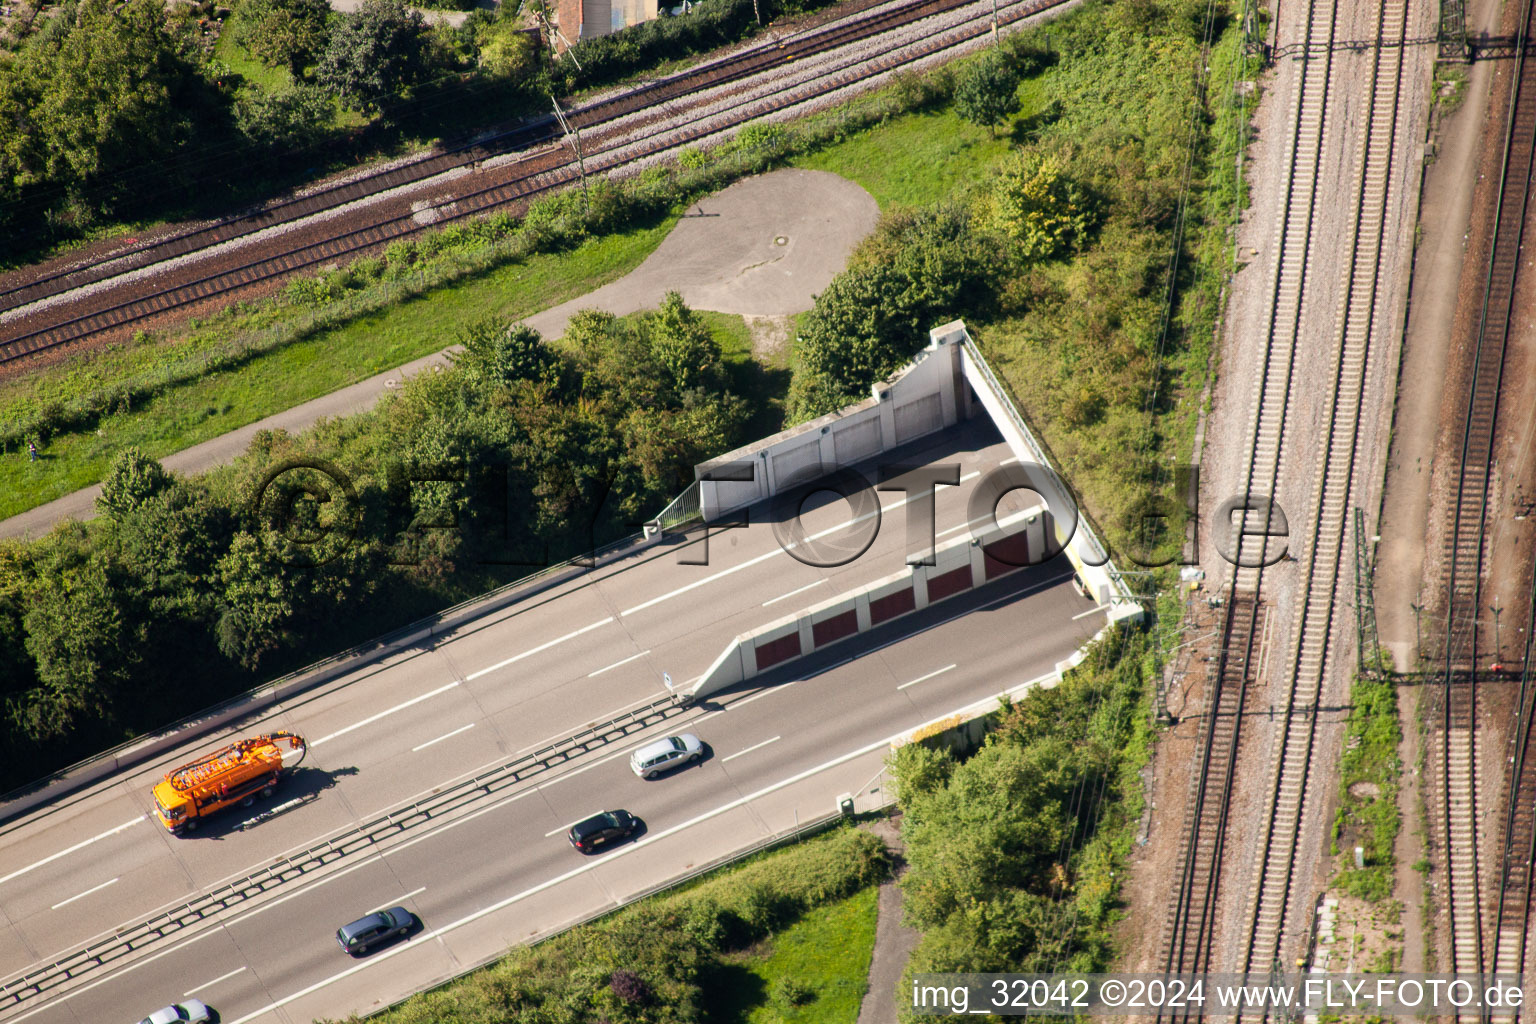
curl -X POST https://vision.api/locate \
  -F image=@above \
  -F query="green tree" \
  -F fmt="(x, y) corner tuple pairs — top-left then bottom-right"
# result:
(234, 84), (334, 152)
(649, 291), (721, 394)
(215, 531), (296, 670)
(233, 0), (331, 77)
(96, 447), (173, 522)
(475, 18), (539, 77)
(315, 0), (429, 111)
(953, 51), (1021, 135)
(19, 554), (143, 741)
(983, 149), (1096, 261)
(787, 207), (996, 421)
(19, 0), (198, 196)
(449, 317), (560, 390)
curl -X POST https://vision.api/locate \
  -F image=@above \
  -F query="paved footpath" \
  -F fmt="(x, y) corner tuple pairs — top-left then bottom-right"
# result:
(1, 169), (878, 541)
(859, 816), (921, 1024)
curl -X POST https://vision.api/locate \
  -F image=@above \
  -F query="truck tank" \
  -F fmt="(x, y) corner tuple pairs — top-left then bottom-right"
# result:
(152, 732), (306, 833)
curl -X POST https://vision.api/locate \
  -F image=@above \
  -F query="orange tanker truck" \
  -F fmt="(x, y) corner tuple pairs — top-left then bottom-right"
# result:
(152, 731), (307, 834)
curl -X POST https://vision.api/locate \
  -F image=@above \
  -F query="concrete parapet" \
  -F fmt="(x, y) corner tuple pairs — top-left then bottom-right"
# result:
(689, 506), (1047, 700)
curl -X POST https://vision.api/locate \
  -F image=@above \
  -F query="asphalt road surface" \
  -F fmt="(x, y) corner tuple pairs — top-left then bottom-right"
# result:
(0, 421), (1107, 1024)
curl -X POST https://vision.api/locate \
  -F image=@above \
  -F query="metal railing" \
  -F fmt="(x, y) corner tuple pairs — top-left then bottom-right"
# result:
(648, 480), (702, 535)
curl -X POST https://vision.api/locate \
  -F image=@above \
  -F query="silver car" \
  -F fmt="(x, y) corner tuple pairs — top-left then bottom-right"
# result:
(629, 733), (704, 779)
(137, 1001), (213, 1024)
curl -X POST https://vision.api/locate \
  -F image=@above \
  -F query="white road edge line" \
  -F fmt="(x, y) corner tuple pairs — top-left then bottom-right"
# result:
(51, 877), (118, 911)
(184, 965), (247, 997)
(587, 650), (651, 678)
(897, 664), (958, 691)
(702, 679), (800, 719)
(465, 617), (614, 681)
(621, 470), (982, 616)
(1072, 603), (1111, 621)
(313, 681), (462, 746)
(223, 680), (1065, 1024)
(0, 814), (144, 889)
(721, 736), (781, 763)
(369, 888), (426, 914)
(762, 580), (825, 607)
(411, 724), (474, 753)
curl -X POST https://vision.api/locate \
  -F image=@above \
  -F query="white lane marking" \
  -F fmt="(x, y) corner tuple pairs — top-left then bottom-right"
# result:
(999, 456), (1019, 465)
(722, 736), (781, 763)
(225, 723), (940, 1024)
(622, 470), (982, 616)
(412, 724), (474, 753)
(464, 617), (614, 682)
(587, 650), (651, 678)
(704, 570), (1068, 719)
(313, 681), (461, 746)
(762, 580), (825, 607)
(513, 689), (668, 755)
(897, 664), (958, 691)
(369, 887), (426, 914)
(6, 739), (648, 1019)
(0, 815), (145, 889)
(1072, 603), (1110, 621)
(701, 679), (799, 719)
(185, 965), (247, 997)
(51, 877), (118, 910)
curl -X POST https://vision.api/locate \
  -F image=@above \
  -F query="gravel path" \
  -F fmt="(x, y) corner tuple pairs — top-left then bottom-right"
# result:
(857, 816), (920, 1024)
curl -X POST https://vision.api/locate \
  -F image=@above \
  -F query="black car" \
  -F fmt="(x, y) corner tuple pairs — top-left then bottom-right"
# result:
(336, 906), (415, 955)
(568, 809), (640, 852)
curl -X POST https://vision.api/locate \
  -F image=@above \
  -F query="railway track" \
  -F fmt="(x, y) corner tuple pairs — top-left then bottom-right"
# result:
(1441, 0), (1536, 987)
(1441, 0), (1536, 980)
(1161, 592), (1265, 988)
(1238, 0), (1407, 986)
(0, 0), (1061, 363)
(1157, 0), (1343, 1005)
(1487, 574), (1536, 1023)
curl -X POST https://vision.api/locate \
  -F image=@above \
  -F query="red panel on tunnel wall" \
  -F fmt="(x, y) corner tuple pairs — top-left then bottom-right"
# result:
(926, 565), (973, 603)
(812, 609), (858, 648)
(755, 631), (802, 671)
(983, 533), (1030, 580)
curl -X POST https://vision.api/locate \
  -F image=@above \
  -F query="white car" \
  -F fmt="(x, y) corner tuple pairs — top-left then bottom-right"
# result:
(137, 1000), (213, 1024)
(629, 733), (704, 779)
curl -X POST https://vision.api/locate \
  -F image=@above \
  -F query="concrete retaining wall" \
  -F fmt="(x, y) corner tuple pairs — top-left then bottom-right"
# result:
(688, 507), (1050, 700)
(697, 341), (962, 522)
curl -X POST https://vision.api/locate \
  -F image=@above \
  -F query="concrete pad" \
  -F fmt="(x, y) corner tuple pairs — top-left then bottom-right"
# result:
(523, 168), (880, 337)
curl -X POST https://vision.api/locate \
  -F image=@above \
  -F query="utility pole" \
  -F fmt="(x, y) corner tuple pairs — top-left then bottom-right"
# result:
(990, 0), (998, 42)
(551, 97), (589, 211)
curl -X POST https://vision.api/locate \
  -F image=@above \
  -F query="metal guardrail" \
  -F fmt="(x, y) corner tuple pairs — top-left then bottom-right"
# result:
(0, 693), (688, 1011)
(648, 481), (702, 534)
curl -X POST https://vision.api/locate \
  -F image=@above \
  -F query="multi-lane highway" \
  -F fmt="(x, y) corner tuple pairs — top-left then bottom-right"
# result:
(0, 423), (1106, 1024)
